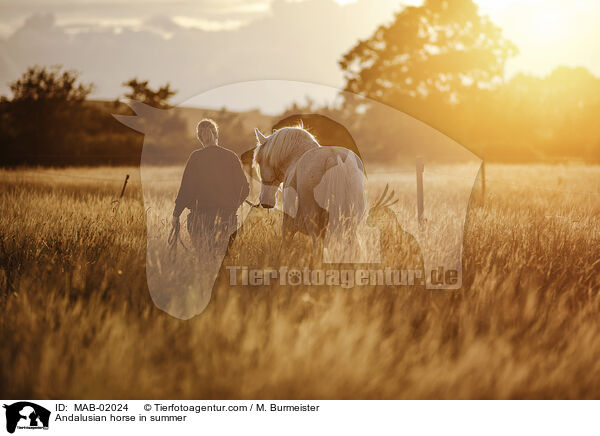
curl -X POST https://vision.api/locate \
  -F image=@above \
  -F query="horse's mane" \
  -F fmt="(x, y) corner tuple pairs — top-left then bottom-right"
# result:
(255, 126), (319, 169)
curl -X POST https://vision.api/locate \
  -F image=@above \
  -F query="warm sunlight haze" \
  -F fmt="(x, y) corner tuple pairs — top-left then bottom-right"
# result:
(1, 0), (600, 411)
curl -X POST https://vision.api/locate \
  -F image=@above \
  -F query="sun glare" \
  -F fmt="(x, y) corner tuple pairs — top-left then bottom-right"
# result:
(530, 10), (564, 43)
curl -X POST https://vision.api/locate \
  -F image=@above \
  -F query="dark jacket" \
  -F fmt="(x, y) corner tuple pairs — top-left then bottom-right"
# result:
(173, 145), (249, 218)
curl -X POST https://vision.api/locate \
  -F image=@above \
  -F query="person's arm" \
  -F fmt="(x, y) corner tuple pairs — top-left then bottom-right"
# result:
(173, 153), (197, 219)
(233, 154), (250, 206)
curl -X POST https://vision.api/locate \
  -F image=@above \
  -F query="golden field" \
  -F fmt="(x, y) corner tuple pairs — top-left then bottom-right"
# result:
(1, 164), (599, 399)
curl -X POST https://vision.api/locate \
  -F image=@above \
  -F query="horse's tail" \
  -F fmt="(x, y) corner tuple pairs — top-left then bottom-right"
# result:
(315, 152), (366, 235)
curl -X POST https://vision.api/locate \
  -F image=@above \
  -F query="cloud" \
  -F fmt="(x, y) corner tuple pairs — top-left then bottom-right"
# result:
(0, 0), (402, 101)
(142, 15), (181, 34)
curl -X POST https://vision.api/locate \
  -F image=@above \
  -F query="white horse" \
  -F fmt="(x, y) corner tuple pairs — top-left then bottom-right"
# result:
(253, 126), (366, 261)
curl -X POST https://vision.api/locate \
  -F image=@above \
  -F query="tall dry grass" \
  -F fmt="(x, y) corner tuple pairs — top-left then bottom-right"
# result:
(0, 164), (599, 399)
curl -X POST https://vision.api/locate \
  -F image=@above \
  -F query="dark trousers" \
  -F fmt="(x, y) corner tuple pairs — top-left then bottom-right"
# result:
(187, 209), (237, 250)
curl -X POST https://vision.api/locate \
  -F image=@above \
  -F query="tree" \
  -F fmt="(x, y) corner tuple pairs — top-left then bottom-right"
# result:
(2, 65), (95, 164)
(117, 79), (190, 163)
(339, 0), (517, 106)
(10, 65), (93, 103)
(121, 79), (176, 109)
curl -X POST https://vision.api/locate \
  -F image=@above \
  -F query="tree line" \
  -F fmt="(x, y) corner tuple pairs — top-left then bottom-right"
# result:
(0, 0), (598, 166)
(0, 68), (166, 166)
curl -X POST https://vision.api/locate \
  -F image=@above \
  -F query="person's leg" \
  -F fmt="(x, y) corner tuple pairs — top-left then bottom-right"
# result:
(226, 214), (238, 247)
(187, 210), (199, 249)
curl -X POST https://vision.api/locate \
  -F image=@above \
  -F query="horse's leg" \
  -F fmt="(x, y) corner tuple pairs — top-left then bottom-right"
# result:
(322, 216), (360, 264)
(278, 214), (296, 262)
(311, 234), (325, 266)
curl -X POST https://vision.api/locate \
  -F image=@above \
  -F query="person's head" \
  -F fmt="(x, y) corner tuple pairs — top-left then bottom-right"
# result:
(196, 119), (219, 147)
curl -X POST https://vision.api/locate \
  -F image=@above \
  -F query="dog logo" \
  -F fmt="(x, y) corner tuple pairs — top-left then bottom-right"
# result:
(3, 402), (50, 433)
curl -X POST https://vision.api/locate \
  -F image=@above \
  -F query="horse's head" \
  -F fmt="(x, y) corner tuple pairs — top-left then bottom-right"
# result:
(254, 126), (320, 209)
(254, 128), (280, 208)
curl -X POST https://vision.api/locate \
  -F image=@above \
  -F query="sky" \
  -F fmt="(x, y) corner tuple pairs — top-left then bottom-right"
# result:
(1, 0), (599, 113)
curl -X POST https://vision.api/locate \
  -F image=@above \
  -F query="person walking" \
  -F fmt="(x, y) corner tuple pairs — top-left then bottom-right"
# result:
(172, 119), (249, 249)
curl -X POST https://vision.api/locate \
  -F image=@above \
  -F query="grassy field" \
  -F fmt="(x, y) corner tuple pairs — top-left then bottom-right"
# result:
(1, 164), (599, 399)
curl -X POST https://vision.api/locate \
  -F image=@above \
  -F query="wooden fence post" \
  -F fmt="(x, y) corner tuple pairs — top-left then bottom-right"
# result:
(416, 156), (424, 223)
(120, 174), (130, 199)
